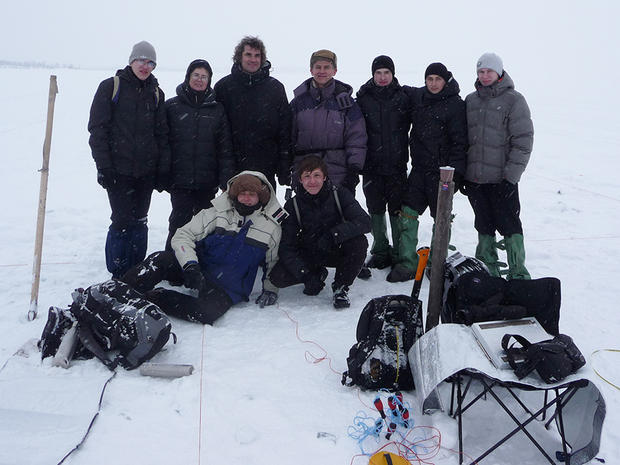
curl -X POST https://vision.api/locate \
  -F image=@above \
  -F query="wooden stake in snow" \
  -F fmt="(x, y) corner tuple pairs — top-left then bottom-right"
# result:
(425, 166), (455, 331)
(28, 75), (58, 321)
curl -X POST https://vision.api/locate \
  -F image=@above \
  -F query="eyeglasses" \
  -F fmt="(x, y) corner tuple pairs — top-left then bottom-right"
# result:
(134, 59), (156, 69)
(191, 72), (209, 81)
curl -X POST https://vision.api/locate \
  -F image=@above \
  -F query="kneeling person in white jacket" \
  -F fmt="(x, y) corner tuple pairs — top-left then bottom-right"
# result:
(122, 171), (287, 324)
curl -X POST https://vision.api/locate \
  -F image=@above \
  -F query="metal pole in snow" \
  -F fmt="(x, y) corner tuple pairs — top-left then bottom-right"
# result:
(28, 75), (58, 321)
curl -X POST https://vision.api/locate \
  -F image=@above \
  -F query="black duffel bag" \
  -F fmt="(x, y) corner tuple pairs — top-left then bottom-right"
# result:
(502, 333), (586, 383)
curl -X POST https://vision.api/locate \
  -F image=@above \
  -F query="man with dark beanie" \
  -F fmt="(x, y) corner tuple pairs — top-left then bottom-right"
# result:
(88, 40), (170, 278)
(356, 55), (411, 274)
(387, 62), (467, 282)
(164, 59), (235, 250)
(214, 36), (291, 191)
(464, 53), (533, 279)
(121, 171), (286, 324)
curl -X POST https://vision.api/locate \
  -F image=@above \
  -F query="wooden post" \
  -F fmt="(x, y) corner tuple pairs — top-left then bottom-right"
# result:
(28, 75), (58, 321)
(425, 166), (455, 331)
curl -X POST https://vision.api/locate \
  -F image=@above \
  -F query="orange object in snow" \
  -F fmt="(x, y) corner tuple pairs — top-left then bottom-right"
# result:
(368, 451), (411, 465)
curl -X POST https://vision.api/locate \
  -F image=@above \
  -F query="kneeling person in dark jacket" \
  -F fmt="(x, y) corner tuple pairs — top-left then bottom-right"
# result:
(270, 156), (371, 309)
(121, 171), (285, 325)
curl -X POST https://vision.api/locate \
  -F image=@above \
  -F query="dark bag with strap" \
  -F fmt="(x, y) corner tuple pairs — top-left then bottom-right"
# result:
(69, 280), (172, 370)
(502, 333), (586, 383)
(341, 295), (424, 391)
(442, 253), (561, 335)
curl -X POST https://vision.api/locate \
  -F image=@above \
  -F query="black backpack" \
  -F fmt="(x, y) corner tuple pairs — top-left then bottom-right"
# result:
(40, 279), (172, 370)
(341, 295), (424, 391)
(502, 333), (586, 383)
(442, 253), (561, 335)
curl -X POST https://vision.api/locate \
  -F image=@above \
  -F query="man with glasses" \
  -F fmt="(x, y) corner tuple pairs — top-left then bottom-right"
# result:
(164, 59), (235, 250)
(214, 36), (291, 191)
(88, 40), (170, 278)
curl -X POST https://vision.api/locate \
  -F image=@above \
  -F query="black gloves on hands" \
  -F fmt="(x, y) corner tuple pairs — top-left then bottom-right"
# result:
(155, 173), (169, 193)
(255, 290), (278, 308)
(97, 168), (116, 189)
(183, 262), (207, 297)
(316, 231), (335, 252)
(303, 268), (327, 296)
(342, 170), (359, 192)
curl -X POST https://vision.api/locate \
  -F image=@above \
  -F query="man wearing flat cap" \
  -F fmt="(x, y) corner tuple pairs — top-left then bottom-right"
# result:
(290, 49), (367, 195)
(121, 171), (287, 324)
(464, 52), (534, 280)
(88, 40), (170, 279)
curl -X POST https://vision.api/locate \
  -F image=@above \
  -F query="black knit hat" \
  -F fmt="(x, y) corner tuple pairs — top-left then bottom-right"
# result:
(424, 62), (452, 82)
(185, 59), (213, 86)
(372, 55), (395, 75)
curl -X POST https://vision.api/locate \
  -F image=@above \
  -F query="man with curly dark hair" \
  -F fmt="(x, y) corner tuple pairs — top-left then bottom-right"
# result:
(214, 36), (292, 191)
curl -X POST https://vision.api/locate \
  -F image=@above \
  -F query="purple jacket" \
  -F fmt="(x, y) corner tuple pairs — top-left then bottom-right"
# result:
(290, 78), (367, 185)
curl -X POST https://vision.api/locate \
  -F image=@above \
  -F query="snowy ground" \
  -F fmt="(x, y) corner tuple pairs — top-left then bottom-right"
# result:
(0, 64), (619, 465)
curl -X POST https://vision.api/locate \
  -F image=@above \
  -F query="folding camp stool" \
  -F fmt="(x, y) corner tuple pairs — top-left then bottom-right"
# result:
(449, 370), (587, 464)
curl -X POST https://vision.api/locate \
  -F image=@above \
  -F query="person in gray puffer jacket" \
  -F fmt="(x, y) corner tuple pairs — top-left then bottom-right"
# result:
(464, 52), (533, 280)
(290, 49), (367, 192)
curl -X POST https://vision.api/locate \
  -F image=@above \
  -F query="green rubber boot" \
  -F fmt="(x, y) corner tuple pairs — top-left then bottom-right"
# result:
(396, 206), (419, 272)
(476, 234), (501, 277)
(366, 214), (392, 269)
(389, 215), (401, 263)
(504, 234), (531, 280)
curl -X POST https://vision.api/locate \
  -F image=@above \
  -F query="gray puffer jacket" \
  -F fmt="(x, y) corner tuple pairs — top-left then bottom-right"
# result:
(465, 71), (533, 184)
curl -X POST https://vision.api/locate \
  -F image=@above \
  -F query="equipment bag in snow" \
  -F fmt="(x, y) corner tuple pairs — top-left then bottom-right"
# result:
(502, 333), (586, 383)
(341, 295), (424, 391)
(441, 252), (561, 335)
(40, 279), (172, 370)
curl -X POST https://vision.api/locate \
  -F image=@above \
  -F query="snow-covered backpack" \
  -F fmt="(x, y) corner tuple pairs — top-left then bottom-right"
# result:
(441, 252), (561, 335)
(341, 295), (424, 391)
(40, 279), (172, 370)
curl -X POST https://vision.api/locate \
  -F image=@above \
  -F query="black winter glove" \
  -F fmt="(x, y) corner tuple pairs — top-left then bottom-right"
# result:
(183, 262), (207, 297)
(303, 270), (326, 296)
(255, 290), (278, 308)
(155, 173), (169, 193)
(453, 173), (463, 194)
(97, 168), (116, 189)
(277, 166), (292, 186)
(342, 170), (359, 192)
(316, 231), (335, 252)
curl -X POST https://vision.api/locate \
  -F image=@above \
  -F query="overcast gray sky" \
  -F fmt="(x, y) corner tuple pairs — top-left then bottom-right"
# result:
(2, 0), (619, 90)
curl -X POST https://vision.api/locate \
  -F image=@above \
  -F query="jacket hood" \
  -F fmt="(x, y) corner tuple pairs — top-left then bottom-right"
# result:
(117, 65), (158, 87)
(293, 77), (353, 99)
(231, 60), (272, 86)
(175, 83), (215, 107)
(357, 76), (401, 99)
(213, 170), (286, 224)
(474, 70), (514, 97)
(422, 76), (461, 102)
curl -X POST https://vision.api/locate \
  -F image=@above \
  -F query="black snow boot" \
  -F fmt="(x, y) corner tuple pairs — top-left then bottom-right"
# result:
(332, 284), (351, 309)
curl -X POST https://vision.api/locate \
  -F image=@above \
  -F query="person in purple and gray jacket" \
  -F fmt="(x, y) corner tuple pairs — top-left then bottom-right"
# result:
(290, 49), (367, 195)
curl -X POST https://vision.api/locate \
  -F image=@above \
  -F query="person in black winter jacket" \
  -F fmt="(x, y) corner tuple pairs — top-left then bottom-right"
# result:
(356, 55), (411, 274)
(88, 40), (170, 278)
(269, 156), (371, 309)
(213, 36), (292, 190)
(164, 59), (235, 250)
(387, 62), (467, 282)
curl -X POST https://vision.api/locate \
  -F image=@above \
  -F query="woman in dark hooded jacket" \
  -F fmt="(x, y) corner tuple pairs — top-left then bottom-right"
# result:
(388, 62), (467, 282)
(164, 59), (235, 249)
